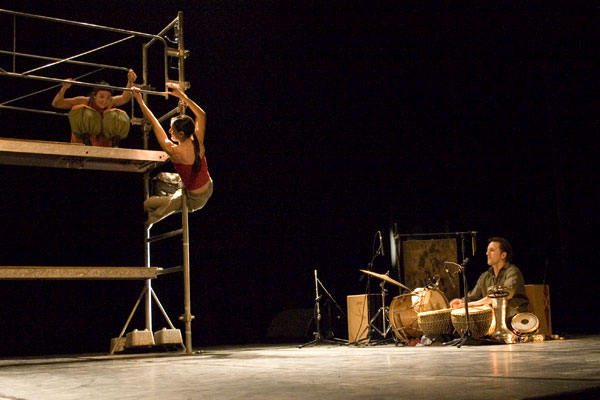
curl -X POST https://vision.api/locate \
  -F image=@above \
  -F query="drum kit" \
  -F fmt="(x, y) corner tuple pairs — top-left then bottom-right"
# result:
(360, 268), (452, 344)
(359, 270), (540, 345)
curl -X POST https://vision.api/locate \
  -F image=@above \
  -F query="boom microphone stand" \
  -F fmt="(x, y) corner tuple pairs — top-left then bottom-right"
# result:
(354, 233), (396, 346)
(443, 258), (497, 347)
(360, 232), (383, 307)
(300, 270), (346, 348)
(443, 258), (472, 347)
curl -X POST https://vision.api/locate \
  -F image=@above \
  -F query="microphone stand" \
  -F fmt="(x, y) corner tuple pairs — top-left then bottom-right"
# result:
(444, 258), (472, 347)
(319, 275), (346, 342)
(300, 270), (347, 348)
(360, 232), (384, 297)
(444, 258), (498, 347)
(354, 244), (395, 346)
(354, 233), (381, 343)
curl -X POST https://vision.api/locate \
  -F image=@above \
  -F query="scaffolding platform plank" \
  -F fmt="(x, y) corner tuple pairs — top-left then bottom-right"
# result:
(0, 138), (169, 173)
(0, 266), (161, 280)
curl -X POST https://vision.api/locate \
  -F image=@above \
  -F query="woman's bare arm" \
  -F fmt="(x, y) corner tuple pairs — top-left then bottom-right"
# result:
(167, 82), (206, 144)
(51, 79), (88, 109)
(131, 87), (177, 156)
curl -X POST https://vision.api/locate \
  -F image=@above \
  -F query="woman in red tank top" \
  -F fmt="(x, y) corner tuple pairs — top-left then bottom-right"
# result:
(132, 83), (213, 228)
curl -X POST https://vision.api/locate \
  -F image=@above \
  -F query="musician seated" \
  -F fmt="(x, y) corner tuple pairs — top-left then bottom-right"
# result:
(449, 237), (529, 327)
(51, 69), (136, 147)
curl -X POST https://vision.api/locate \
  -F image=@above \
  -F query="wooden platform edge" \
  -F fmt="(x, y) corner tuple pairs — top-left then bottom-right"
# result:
(0, 138), (169, 173)
(0, 266), (161, 280)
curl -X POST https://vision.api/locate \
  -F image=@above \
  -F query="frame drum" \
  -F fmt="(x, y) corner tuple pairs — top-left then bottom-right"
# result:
(389, 288), (449, 342)
(511, 312), (539, 335)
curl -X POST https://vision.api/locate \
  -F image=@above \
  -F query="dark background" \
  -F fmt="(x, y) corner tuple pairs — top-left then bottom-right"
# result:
(0, 1), (597, 356)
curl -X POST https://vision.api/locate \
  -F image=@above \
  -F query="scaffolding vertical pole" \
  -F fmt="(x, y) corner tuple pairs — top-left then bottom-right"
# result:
(142, 43), (150, 151)
(180, 189), (193, 353)
(176, 11), (193, 354)
(176, 11), (185, 84)
(143, 185), (152, 333)
(12, 15), (16, 72)
(141, 41), (153, 333)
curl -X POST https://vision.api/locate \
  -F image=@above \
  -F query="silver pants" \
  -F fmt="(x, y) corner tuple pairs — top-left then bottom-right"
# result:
(144, 179), (213, 227)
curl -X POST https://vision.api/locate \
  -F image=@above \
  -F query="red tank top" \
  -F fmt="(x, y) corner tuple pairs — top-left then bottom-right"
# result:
(172, 156), (210, 190)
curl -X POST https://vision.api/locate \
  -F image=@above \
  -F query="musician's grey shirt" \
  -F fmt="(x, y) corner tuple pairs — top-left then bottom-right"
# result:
(467, 262), (529, 318)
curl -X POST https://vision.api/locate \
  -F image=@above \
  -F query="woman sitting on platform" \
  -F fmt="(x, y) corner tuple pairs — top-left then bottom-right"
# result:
(51, 69), (137, 147)
(132, 83), (213, 228)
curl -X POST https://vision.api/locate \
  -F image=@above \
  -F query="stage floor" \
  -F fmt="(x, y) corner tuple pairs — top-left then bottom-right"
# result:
(1, 335), (599, 399)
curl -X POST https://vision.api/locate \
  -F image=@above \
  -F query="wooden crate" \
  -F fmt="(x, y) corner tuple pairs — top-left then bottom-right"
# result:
(525, 284), (552, 336)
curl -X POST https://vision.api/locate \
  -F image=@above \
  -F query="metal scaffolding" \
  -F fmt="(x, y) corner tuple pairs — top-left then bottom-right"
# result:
(0, 9), (196, 355)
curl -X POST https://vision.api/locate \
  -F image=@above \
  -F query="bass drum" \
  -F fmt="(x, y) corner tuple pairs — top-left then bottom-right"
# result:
(389, 288), (449, 342)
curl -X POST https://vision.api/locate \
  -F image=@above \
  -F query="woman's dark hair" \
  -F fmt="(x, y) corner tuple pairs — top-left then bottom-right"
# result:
(90, 80), (113, 96)
(488, 237), (513, 262)
(171, 115), (202, 172)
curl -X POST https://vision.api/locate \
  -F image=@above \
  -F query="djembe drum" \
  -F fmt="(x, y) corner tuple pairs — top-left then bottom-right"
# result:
(417, 308), (454, 338)
(450, 306), (495, 338)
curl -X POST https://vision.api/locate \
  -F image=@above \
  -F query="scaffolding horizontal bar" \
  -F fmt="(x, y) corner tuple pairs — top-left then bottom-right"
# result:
(396, 231), (477, 238)
(0, 8), (165, 42)
(0, 266), (161, 280)
(0, 104), (67, 117)
(0, 138), (169, 173)
(0, 71), (168, 97)
(148, 228), (183, 243)
(158, 266), (183, 275)
(0, 49), (130, 72)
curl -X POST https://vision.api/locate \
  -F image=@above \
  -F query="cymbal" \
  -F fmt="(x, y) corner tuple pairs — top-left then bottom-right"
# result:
(359, 269), (411, 292)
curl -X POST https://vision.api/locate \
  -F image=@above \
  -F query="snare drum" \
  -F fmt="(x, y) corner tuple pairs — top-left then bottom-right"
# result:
(389, 288), (449, 342)
(511, 312), (539, 335)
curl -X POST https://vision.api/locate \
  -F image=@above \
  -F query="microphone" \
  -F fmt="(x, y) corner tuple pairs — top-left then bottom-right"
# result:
(471, 231), (478, 256)
(378, 231), (384, 256)
(447, 274), (456, 289)
(461, 257), (470, 267)
(314, 270), (321, 320)
(443, 262), (457, 289)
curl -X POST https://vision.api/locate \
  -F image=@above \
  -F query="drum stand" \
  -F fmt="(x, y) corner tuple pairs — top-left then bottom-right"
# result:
(300, 270), (347, 348)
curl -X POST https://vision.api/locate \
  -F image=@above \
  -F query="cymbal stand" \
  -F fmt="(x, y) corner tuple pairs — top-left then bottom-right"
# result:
(300, 270), (346, 348)
(355, 278), (395, 345)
